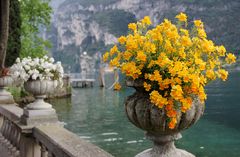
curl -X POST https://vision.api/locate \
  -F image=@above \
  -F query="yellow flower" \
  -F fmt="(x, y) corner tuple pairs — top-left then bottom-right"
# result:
(118, 36), (127, 44)
(123, 51), (132, 61)
(216, 45), (226, 56)
(198, 86), (207, 102)
(110, 45), (118, 56)
(141, 16), (152, 25)
(143, 82), (151, 91)
(110, 58), (120, 67)
(206, 70), (216, 80)
(136, 51), (147, 62)
(225, 53), (236, 64)
(128, 23), (137, 31)
(181, 36), (192, 47)
(114, 82), (121, 91)
(198, 29), (207, 38)
(181, 97), (192, 113)
(121, 62), (141, 79)
(103, 52), (109, 62)
(175, 12), (187, 22)
(180, 28), (189, 36)
(217, 69), (228, 81)
(169, 117), (177, 129)
(194, 20), (203, 28)
(150, 90), (168, 108)
(170, 85), (183, 101)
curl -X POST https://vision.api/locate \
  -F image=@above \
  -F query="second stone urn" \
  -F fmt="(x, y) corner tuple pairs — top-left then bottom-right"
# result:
(21, 79), (58, 125)
(125, 79), (205, 157)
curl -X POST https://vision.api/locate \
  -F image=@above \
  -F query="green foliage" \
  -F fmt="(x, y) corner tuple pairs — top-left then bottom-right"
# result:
(93, 10), (137, 37)
(6, 0), (21, 67)
(7, 86), (22, 102)
(19, 0), (52, 58)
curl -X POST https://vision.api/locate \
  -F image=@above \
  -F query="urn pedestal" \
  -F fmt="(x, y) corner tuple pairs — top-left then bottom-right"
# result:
(125, 80), (204, 157)
(21, 80), (59, 125)
(0, 76), (14, 104)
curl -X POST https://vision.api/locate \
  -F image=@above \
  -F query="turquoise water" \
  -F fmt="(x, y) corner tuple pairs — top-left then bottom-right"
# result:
(50, 70), (240, 157)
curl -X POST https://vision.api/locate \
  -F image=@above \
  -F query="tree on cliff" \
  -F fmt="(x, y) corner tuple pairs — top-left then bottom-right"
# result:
(0, 0), (10, 72)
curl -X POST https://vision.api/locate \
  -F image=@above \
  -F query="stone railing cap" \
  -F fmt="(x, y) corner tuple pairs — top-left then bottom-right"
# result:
(0, 104), (23, 121)
(33, 125), (114, 157)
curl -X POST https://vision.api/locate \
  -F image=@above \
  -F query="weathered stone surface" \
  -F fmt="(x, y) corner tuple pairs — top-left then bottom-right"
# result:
(135, 133), (195, 157)
(136, 148), (195, 157)
(125, 79), (205, 157)
(0, 104), (22, 120)
(33, 125), (114, 157)
(0, 87), (14, 104)
(125, 91), (204, 134)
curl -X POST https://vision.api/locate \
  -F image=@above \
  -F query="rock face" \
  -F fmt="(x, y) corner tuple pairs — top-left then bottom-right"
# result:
(48, 0), (240, 71)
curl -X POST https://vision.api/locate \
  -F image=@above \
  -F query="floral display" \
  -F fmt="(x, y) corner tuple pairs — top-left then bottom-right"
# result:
(10, 56), (64, 86)
(103, 13), (236, 129)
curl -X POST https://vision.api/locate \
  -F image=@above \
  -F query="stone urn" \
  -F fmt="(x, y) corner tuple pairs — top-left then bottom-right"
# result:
(0, 76), (14, 104)
(24, 79), (58, 109)
(125, 79), (205, 157)
(21, 79), (59, 125)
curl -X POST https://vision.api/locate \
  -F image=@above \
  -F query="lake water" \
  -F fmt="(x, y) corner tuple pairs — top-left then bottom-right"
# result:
(50, 70), (240, 157)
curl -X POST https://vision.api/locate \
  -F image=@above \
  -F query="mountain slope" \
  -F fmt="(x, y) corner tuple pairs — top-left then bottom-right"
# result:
(48, 0), (240, 72)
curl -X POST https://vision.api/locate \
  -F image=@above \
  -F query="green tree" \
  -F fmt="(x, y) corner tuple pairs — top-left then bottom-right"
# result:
(19, 0), (52, 58)
(6, 0), (21, 67)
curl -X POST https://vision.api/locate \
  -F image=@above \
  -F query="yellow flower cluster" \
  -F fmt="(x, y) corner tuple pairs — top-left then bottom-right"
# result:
(103, 13), (236, 129)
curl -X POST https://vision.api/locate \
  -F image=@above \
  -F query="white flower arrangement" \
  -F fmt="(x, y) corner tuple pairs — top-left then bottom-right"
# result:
(10, 56), (64, 87)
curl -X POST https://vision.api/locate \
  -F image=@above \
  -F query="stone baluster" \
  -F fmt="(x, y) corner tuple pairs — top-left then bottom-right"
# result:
(2, 119), (11, 146)
(4, 120), (15, 153)
(0, 118), (7, 144)
(10, 125), (20, 157)
(13, 128), (21, 157)
(40, 143), (48, 157)
(0, 114), (3, 127)
(47, 152), (55, 157)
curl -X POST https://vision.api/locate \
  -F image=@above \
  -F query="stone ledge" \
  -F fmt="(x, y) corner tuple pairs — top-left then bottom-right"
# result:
(33, 125), (114, 157)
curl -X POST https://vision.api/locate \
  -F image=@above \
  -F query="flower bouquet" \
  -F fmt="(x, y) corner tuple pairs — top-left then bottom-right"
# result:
(103, 13), (236, 157)
(10, 56), (64, 110)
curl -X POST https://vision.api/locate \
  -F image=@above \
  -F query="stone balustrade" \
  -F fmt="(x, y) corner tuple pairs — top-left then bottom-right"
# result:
(0, 104), (113, 157)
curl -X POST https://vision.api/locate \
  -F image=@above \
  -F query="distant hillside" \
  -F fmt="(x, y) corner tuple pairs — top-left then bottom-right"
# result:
(47, 0), (240, 72)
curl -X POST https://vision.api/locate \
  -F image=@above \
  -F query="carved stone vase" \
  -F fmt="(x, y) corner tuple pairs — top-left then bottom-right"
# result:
(24, 79), (58, 110)
(21, 79), (58, 125)
(0, 76), (14, 104)
(125, 79), (205, 157)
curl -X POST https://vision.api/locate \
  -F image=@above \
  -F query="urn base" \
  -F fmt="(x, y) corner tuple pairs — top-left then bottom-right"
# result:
(0, 87), (14, 104)
(21, 108), (58, 125)
(136, 133), (195, 157)
(136, 148), (195, 157)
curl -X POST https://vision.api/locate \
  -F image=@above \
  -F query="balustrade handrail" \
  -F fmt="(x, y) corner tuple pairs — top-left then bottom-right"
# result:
(0, 104), (114, 157)
(33, 125), (113, 157)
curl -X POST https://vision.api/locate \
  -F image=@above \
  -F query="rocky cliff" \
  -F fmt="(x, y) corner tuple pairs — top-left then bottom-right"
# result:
(49, 0), (240, 72)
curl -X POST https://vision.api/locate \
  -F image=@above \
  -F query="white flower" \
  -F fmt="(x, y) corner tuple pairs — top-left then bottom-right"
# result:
(49, 57), (54, 63)
(10, 56), (64, 83)
(24, 65), (30, 70)
(16, 58), (20, 63)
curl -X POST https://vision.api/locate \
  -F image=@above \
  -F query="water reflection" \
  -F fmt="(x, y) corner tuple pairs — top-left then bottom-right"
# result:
(50, 70), (240, 157)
